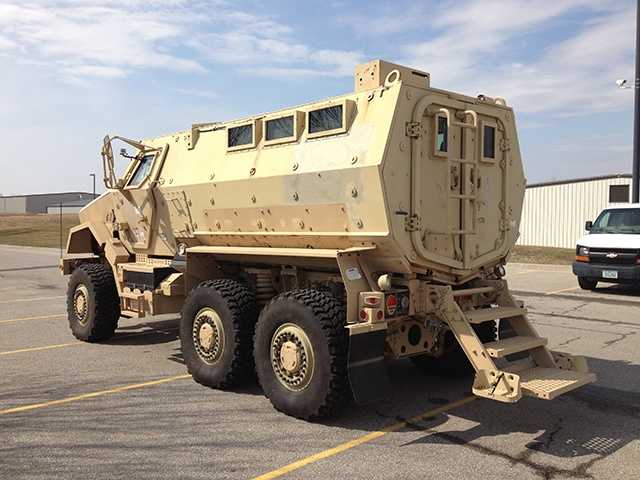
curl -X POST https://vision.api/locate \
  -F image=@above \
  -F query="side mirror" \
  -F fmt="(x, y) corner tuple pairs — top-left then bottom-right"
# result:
(585, 221), (593, 231)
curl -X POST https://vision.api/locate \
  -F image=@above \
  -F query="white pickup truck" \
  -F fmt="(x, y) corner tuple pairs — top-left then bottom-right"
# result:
(573, 204), (640, 290)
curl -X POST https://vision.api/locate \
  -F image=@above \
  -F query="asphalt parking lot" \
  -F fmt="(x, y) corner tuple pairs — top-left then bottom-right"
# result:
(1, 244), (639, 479)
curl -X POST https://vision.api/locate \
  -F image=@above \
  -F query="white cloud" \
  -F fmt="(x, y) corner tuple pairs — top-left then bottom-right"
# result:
(62, 65), (127, 79)
(392, 0), (635, 115)
(0, 1), (362, 82)
(176, 88), (218, 99)
(193, 27), (364, 78)
(0, 1), (207, 80)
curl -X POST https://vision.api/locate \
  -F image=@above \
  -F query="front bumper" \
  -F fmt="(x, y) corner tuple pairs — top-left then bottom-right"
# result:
(572, 261), (640, 283)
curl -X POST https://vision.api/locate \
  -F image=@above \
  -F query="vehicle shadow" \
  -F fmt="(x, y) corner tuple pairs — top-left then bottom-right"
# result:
(591, 283), (640, 297)
(322, 356), (639, 474)
(104, 317), (180, 346)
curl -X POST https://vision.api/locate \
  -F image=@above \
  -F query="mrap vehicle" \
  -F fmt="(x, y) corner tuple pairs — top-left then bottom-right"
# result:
(61, 60), (595, 419)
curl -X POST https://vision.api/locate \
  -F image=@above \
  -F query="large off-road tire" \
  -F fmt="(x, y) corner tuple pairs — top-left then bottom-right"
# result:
(253, 289), (350, 420)
(180, 279), (257, 389)
(66, 263), (121, 342)
(578, 277), (598, 290)
(410, 321), (496, 377)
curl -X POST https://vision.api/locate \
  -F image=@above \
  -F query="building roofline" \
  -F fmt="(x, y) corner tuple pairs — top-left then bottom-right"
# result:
(527, 174), (632, 189)
(0, 191), (94, 199)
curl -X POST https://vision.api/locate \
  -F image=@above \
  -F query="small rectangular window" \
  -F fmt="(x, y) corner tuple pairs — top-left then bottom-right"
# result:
(609, 184), (629, 203)
(228, 124), (253, 148)
(483, 125), (496, 159)
(437, 116), (448, 153)
(308, 105), (343, 134)
(266, 116), (294, 141)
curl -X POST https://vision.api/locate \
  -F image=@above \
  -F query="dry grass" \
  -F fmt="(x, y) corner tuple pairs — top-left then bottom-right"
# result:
(0, 214), (80, 248)
(509, 245), (575, 265)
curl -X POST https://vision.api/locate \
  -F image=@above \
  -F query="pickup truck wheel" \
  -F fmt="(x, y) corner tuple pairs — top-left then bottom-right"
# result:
(66, 263), (120, 342)
(180, 280), (257, 389)
(578, 277), (598, 290)
(253, 289), (349, 420)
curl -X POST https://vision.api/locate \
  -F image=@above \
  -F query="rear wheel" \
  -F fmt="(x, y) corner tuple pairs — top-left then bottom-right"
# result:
(254, 289), (350, 420)
(410, 321), (496, 376)
(66, 263), (120, 342)
(578, 277), (598, 290)
(180, 279), (257, 389)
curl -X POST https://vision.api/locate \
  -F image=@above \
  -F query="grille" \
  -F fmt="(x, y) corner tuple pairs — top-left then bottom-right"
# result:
(589, 248), (638, 266)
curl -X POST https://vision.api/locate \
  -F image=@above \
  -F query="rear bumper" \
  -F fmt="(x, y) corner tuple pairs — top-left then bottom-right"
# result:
(572, 261), (640, 283)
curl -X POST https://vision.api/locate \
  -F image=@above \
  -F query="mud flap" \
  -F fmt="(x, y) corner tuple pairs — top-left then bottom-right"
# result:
(347, 328), (392, 405)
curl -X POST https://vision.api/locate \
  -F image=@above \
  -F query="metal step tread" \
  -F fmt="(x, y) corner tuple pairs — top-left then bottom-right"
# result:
(465, 306), (526, 324)
(520, 367), (596, 400)
(483, 336), (547, 358)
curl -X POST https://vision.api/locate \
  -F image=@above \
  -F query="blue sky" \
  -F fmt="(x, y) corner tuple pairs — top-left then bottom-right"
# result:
(0, 0), (636, 195)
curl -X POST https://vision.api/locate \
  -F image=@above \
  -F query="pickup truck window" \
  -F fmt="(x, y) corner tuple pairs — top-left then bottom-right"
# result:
(591, 208), (640, 234)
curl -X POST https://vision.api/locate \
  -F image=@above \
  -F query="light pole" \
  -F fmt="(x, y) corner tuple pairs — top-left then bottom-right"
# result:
(634, 0), (640, 202)
(89, 173), (96, 198)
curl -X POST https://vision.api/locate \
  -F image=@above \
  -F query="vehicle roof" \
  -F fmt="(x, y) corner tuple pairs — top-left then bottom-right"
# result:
(602, 203), (640, 210)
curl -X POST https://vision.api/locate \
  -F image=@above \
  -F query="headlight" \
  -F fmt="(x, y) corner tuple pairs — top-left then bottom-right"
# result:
(578, 246), (589, 256)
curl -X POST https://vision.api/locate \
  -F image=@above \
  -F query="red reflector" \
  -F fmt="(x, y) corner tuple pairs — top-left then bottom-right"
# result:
(376, 310), (384, 320)
(359, 310), (368, 320)
(386, 294), (397, 315)
(363, 296), (381, 307)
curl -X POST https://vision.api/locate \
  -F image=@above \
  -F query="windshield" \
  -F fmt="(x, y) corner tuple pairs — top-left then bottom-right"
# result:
(127, 154), (155, 186)
(591, 208), (640, 234)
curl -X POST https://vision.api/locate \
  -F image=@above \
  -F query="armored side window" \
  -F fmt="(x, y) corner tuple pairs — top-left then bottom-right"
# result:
(266, 116), (294, 141)
(308, 105), (343, 134)
(483, 125), (496, 159)
(437, 116), (448, 153)
(228, 124), (253, 148)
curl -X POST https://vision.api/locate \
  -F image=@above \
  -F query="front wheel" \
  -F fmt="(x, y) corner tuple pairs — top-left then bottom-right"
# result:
(66, 263), (121, 342)
(578, 277), (598, 290)
(254, 289), (350, 420)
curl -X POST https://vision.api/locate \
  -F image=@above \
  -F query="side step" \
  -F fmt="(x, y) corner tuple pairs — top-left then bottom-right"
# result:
(483, 336), (547, 358)
(466, 306), (526, 324)
(520, 367), (596, 400)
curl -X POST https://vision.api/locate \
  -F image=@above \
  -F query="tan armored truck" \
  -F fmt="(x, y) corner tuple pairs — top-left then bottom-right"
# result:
(61, 60), (595, 419)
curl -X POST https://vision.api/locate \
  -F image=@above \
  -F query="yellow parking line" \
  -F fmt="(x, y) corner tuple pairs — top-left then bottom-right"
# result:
(0, 329), (177, 357)
(545, 286), (580, 296)
(0, 295), (64, 305)
(0, 313), (66, 325)
(252, 396), (476, 480)
(0, 342), (76, 356)
(0, 374), (192, 416)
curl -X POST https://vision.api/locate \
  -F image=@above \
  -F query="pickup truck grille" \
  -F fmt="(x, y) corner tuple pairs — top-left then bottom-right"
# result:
(588, 248), (639, 266)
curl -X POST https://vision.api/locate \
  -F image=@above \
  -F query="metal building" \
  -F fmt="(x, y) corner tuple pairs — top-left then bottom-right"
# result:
(0, 192), (95, 214)
(518, 174), (632, 249)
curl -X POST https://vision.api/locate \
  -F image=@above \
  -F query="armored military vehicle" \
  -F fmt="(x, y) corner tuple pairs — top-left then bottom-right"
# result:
(61, 60), (595, 419)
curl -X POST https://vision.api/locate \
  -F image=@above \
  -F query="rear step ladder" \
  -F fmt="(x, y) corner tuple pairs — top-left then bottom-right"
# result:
(432, 280), (596, 403)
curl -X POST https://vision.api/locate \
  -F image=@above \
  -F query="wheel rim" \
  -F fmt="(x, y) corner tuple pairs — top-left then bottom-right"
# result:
(73, 284), (90, 325)
(192, 307), (225, 364)
(270, 323), (315, 391)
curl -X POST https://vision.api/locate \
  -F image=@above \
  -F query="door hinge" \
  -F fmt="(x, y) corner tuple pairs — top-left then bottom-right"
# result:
(406, 121), (422, 138)
(405, 214), (422, 232)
